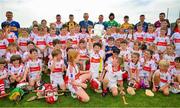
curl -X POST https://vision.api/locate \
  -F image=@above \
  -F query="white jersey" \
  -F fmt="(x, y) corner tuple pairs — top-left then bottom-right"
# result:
(7, 32), (17, 43)
(119, 48), (131, 62)
(79, 49), (89, 59)
(6, 51), (22, 61)
(154, 36), (170, 52)
(66, 64), (81, 93)
(68, 35), (79, 45)
(113, 33), (126, 41)
(170, 67), (180, 77)
(90, 50), (104, 78)
(152, 53), (160, 63)
(144, 32), (156, 45)
(46, 35), (59, 46)
(46, 34), (60, 54)
(55, 22), (63, 30)
(8, 64), (24, 76)
(33, 35), (47, 50)
(171, 32), (180, 55)
(48, 59), (65, 73)
(163, 54), (177, 66)
(26, 59), (42, 73)
(29, 32), (38, 41)
(78, 33), (89, 40)
(0, 39), (9, 57)
(18, 37), (29, 52)
(0, 69), (7, 78)
(128, 61), (141, 79)
(154, 69), (171, 87)
(66, 64), (79, 82)
(59, 35), (68, 45)
(140, 58), (156, 77)
(105, 64), (123, 88)
(133, 32), (145, 41)
(155, 27), (171, 37)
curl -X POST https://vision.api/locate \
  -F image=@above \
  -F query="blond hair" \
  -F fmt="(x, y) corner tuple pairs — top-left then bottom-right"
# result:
(68, 49), (79, 63)
(159, 60), (170, 67)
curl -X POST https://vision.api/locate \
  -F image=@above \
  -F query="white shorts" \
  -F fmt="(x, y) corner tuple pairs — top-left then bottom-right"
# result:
(28, 72), (41, 81)
(107, 82), (117, 90)
(90, 63), (100, 79)
(68, 79), (81, 94)
(139, 70), (149, 77)
(50, 73), (64, 87)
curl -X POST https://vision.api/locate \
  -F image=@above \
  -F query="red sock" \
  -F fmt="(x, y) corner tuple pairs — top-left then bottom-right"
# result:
(0, 80), (5, 94)
(103, 88), (108, 93)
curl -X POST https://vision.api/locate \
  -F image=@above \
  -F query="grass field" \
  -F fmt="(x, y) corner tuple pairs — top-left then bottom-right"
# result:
(0, 74), (180, 107)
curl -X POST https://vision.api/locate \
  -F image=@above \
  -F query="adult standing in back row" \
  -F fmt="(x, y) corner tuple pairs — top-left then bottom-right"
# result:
(79, 13), (93, 31)
(106, 13), (119, 28)
(1, 11), (20, 37)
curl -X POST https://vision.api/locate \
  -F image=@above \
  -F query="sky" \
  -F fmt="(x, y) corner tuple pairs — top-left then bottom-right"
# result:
(0, 0), (180, 27)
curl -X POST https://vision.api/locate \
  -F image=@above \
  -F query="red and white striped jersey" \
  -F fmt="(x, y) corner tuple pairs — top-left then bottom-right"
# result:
(26, 59), (42, 73)
(0, 39), (9, 57)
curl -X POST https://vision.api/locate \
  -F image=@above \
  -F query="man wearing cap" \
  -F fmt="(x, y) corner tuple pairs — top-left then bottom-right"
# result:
(1, 11), (20, 37)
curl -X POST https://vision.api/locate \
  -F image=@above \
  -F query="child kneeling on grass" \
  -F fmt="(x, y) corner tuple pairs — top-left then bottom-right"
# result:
(21, 48), (42, 90)
(101, 57), (125, 97)
(66, 49), (91, 102)
(152, 60), (171, 96)
(169, 57), (180, 93)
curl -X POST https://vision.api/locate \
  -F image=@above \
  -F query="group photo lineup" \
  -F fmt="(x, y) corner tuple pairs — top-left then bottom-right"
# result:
(0, 0), (180, 107)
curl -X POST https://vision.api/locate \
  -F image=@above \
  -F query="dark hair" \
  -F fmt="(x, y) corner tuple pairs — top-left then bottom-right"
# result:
(33, 24), (39, 28)
(52, 49), (62, 58)
(6, 11), (13, 14)
(69, 14), (74, 17)
(56, 14), (61, 17)
(27, 41), (35, 46)
(124, 15), (129, 19)
(109, 13), (115, 19)
(140, 14), (145, 17)
(41, 19), (47, 23)
(10, 55), (22, 64)
(173, 18), (180, 32)
(99, 14), (103, 17)
(93, 42), (102, 48)
(160, 12), (165, 16)
(29, 48), (38, 54)
(113, 48), (120, 55)
(146, 49), (154, 55)
(108, 37), (115, 41)
(1, 22), (10, 29)
(175, 57), (180, 63)
(79, 39), (86, 44)
(140, 44), (147, 50)
(120, 40), (128, 44)
(53, 39), (60, 47)
(0, 58), (6, 64)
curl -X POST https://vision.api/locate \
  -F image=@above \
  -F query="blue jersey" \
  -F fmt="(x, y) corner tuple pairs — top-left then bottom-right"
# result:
(1, 20), (20, 37)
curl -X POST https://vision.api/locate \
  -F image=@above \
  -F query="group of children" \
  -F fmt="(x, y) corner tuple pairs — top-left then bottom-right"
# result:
(0, 19), (180, 103)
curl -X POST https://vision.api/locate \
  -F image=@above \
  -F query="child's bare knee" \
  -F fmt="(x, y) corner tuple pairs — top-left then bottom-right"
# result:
(112, 91), (118, 96)
(82, 96), (90, 102)
(163, 91), (169, 96)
